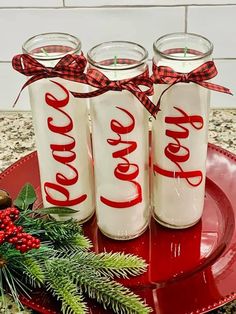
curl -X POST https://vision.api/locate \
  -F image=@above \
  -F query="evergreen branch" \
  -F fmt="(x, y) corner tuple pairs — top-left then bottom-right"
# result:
(55, 235), (92, 252)
(1, 267), (23, 309)
(46, 262), (88, 314)
(18, 216), (83, 244)
(68, 251), (147, 278)
(51, 259), (151, 314)
(0, 243), (52, 290)
(2, 183), (152, 314)
(21, 256), (45, 288)
(70, 234), (92, 250)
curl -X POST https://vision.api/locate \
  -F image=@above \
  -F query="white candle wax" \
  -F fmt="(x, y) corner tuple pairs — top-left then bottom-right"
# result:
(152, 52), (211, 228)
(90, 66), (150, 239)
(28, 49), (95, 222)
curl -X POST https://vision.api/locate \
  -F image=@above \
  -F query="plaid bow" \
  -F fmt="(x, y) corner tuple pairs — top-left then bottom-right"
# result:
(12, 53), (87, 106)
(152, 61), (232, 109)
(71, 67), (158, 117)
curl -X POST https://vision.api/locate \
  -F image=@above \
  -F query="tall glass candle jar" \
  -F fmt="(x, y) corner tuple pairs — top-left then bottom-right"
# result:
(22, 32), (95, 222)
(87, 41), (150, 240)
(152, 33), (213, 229)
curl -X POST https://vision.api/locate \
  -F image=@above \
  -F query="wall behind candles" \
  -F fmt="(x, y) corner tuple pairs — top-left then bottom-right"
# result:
(0, 0), (235, 110)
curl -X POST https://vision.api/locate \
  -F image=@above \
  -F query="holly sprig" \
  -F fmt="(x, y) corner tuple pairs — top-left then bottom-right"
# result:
(0, 183), (152, 314)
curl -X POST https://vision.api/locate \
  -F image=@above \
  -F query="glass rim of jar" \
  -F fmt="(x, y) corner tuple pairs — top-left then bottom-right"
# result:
(87, 40), (148, 71)
(153, 32), (214, 61)
(22, 32), (82, 61)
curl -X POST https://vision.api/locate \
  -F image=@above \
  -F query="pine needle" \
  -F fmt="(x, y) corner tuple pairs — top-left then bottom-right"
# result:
(21, 256), (45, 288)
(46, 261), (88, 314)
(68, 251), (147, 278)
(1, 184), (152, 314)
(49, 259), (151, 314)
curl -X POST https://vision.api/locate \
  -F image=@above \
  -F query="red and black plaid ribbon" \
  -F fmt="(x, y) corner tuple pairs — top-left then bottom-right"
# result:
(12, 54), (158, 117)
(152, 61), (232, 109)
(12, 53), (87, 106)
(71, 67), (158, 117)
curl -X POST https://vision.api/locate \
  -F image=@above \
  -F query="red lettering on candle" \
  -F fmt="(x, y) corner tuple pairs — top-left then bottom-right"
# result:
(153, 106), (204, 187)
(100, 107), (142, 208)
(44, 80), (87, 206)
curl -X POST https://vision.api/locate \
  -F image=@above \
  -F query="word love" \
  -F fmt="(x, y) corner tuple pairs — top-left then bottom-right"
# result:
(100, 107), (142, 208)
(154, 106), (204, 187)
(44, 81), (87, 206)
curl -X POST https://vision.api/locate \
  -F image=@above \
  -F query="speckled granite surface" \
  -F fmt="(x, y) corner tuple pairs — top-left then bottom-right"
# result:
(0, 109), (236, 173)
(0, 109), (236, 314)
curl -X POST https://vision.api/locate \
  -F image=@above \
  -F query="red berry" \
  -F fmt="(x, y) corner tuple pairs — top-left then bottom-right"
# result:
(3, 217), (10, 224)
(12, 208), (19, 215)
(11, 237), (18, 243)
(34, 238), (40, 245)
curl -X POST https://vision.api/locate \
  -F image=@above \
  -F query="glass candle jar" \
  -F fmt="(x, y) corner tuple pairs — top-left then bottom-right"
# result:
(87, 41), (150, 240)
(152, 33), (213, 229)
(23, 32), (95, 222)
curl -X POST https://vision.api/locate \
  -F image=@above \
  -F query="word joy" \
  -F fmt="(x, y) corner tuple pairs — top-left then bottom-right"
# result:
(100, 106), (142, 208)
(154, 106), (204, 187)
(44, 80), (87, 206)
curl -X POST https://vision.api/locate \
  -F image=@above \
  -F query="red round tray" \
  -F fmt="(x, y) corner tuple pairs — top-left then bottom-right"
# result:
(0, 143), (236, 314)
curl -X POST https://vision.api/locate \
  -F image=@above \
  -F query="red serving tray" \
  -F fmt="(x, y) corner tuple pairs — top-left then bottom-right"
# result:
(0, 143), (236, 314)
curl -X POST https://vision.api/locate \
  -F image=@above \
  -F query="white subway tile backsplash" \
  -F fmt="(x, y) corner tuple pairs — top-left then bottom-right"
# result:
(0, 63), (30, 110)
(0, 0), (63, 7)
(210, 60), (236, 108)
(0, 4), (235, 110)
(188, 5), (236, 58)
(65, 0), (236, 7)
(0, 7), (185, 61)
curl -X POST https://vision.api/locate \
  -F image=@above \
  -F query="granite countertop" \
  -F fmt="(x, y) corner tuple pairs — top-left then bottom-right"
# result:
(0, 109), (236, 314)
(0, 109), (236, 173)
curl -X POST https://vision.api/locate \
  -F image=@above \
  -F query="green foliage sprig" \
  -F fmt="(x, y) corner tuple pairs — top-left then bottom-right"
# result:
(0, 183), (152, 314)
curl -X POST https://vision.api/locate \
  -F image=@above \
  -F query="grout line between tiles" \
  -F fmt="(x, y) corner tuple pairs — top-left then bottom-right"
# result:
(0, 4), (236, 9)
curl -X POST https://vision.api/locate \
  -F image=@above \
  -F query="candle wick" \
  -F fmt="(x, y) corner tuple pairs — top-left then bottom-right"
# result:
(114, 55), (118, 67)
(184, 47), (188, 58)
(41, 47), (49, 57)
(113, 55), (118, 79)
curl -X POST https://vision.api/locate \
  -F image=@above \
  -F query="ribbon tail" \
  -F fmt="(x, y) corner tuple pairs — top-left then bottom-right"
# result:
(156, 83), (176, 111)
(71, 87), (110, 98)
(129, 89), (159, 118)
(195, 81), (233, 95)
(13, 75), (46, 107)
(13, 73), (54, 107)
